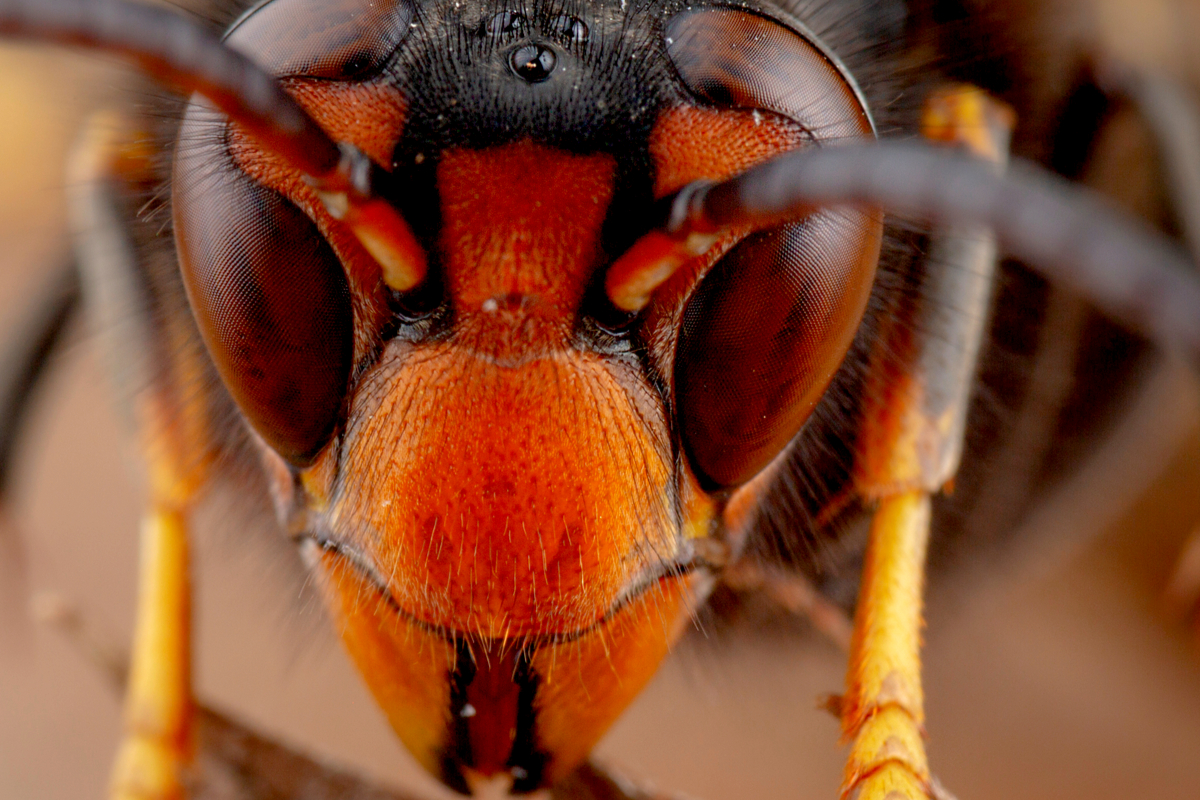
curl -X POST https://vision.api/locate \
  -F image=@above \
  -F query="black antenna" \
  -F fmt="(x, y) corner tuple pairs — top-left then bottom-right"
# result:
(660, 142), (1200, 361)
(0, 0), (428, 291)
(0, 0), (340, 176)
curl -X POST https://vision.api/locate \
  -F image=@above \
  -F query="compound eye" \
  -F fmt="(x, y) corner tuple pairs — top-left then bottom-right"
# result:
(660, 8), (881, 490)
(226, 0), (414, 79)
(666, 8), (870, 141)
(174, 108), (353, 467)
(676, 214), (880, 490)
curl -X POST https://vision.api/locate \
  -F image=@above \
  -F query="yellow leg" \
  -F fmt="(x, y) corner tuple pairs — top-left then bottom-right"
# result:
(840, 491), (932, 800)
(109, 507), (193, 800)
(838, 84), (1012, 800)
(68, 110), (210, 800)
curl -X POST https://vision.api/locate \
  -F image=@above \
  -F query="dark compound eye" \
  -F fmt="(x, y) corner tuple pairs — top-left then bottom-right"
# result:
(225, 0), (414, 80)
(510, 44), (556, 83)
(675, 215), (880, 490)
(173, 107), (353, 467)
(660, 8), (881, 489)
(487, 11), (527, 37)
(551, 15), (589, 44)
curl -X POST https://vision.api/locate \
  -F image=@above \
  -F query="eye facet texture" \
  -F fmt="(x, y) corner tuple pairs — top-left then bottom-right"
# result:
(664, 8), (881, 489)
(174, 110), (353, 466)
(666, 8), (871, 140)
(676, 213), (880, 489)
(225, 0), (413, 80)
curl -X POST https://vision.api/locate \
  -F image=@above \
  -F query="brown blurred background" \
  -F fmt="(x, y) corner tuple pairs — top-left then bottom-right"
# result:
(3, 1), (1200, 798)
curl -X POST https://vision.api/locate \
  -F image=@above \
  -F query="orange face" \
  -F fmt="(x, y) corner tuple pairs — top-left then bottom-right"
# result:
(284, 140), (717, 791)
(207, 90), (871, 796)
(172, 1), (880, 792)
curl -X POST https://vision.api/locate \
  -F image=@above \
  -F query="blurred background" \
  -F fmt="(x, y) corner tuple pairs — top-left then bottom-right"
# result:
(2, 1), (1200, 798)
